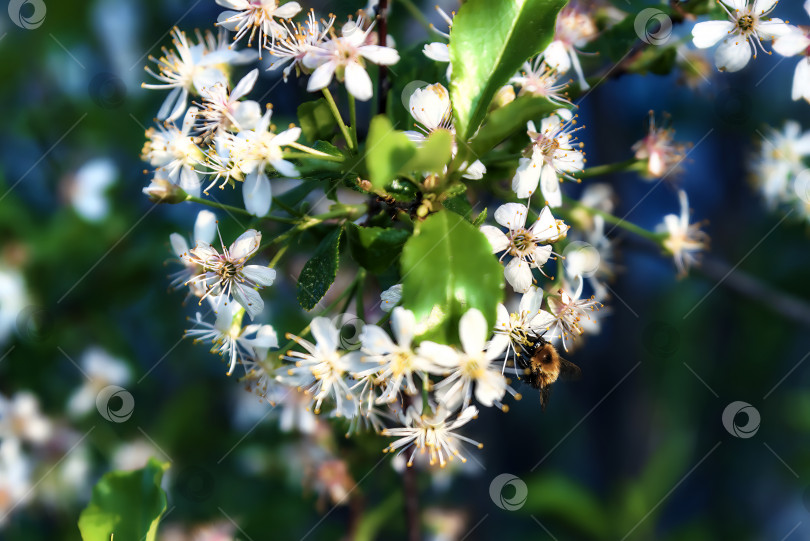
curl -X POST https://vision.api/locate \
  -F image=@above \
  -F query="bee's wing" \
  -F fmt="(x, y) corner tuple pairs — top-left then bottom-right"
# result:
(558, 358), (582, 381)
(539, 385), (552, 412)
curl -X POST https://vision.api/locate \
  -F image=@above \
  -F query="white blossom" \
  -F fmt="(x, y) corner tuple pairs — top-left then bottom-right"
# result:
(268, 10), (336, 81)
(379, 284), (402, 312)
(169, 209), (218, 295)
(772, 2), (810, 103)
(657, 190), (709, 277)
(142, 107), (204, 197)
(543, 277), (602, 351)
(216, 0), (302, 55)
(542, 6), (597, 90)
(510, 57), (573, 107)
(66, 348), (132, 417)
(0, 392), (52, 444)
(195, 68), (262, 134)
(490, 287), (555, 375)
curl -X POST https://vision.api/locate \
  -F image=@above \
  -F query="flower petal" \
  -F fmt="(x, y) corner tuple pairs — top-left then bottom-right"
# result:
(242, 265), (276, 286)
(311, 317), (339, 353)
(229, 229), (261, 260)
(194, 210), (217, 244)
(494, 202), (528, 230)
(233, 284), (264, 320)
(512, 157), (542, 198)
(479, 225), (509, 254)
(691, 20), (734, 49)
(715, 38), (752, 72)
(344, 61), (374, 101)
(391, 307), (417, 349)
(504, 257), (533, 293)
(307, 61), (336, 92)
(243, 170), (272, 217)
(359, 45), (400, 65)
(459, 309), (488, 356)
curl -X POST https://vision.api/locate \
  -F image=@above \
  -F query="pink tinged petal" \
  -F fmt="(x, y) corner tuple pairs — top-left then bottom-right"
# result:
(479, 225), (509, 253)
(504, 257), (533, 293)
(494, 202), (528, 229)
(359, 45), (400, 65)
(512, 157), (542, 198)
(233, 284), (264, 320)
(540, 164), (562, 207)
(274, 1), (301, 18)
(229, 229), (262, 260)
(344, 61), (374, 101)
(391, 307), (417, 349)
(793, 59), (810, 102)
(715, 37), (752, 72)
(691, 21), (735, 49)
(243, 170), (272, 217)
(310, 317), (339, 353)
(307, 61), (337, 92)
(170, 233), (189, 259)
(459, 309), (488, 356)
(231, 69), (259, 101)
(773, 31), (810, 57)
(194, 210), (218, 244)
(242, 265), (276, 286)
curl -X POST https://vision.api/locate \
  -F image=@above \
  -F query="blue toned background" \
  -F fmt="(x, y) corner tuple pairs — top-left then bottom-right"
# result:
(1, 0), (809, 539)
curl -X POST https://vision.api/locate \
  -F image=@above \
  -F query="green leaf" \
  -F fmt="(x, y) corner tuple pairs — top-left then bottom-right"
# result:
(469, 96), (562, 157)
(346, 224), (410, 274)
(472, 208), (488, 228)
(522, 474), (610, 540)
(297, 227), (342, 310)
(442, 193), (473, 220)
(312, 140), (344, 157)
(449, 0), (567, 142)
(297, 99), (337, 142)
(402, 129), (454, 174)
(355, 492), (403, 541)
(400, 210), (503, 343)
(366, 115), (417, 191)
(78, 458), (169, 541)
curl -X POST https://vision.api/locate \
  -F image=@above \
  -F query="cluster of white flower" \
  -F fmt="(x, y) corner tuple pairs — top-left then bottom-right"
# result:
(751, 121), (810, 219)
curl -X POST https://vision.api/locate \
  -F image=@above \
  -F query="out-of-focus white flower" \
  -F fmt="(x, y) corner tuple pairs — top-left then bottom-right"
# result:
(542, 6), (597, 90)
(185, 228), (277, 319)
(403, 83), (486, 179)
(302, 15), (400, 101)
(773, 2), (810, 103)
(480, 203), (569, 293)
(543, 276), (602, 351)
(277, 317), (363, 417)
(67, 347), (131, 417)
(512, 114), (585, 206)
(564, 215), (615, 302)
(206, 109), (301, 216)
(186, 296), (278, 375)
(751, 121), (810, 211)
(0, 391), (53, 444)
(379, 284), (402, 312)
(142, 28), (257, 121)
(691, 0), (792, 72)
(195, 69), (262, 134)
(0, 265), (29, 346)
(490, 287), (554, 375)
(356, 307), (443, 403)
(382, 404), (480, 468)
(419, 309), (511, 410)
(69, 158), (118, 222)
(112, 439), (161, 471)
(632, 112), (689, 179)
(169, 210), (218, 295)
(216, 0), (302, 55)
(657, 190), (709, 277)
(0, 439), (33, 526)
(510, 57), (573, 107)
(142, 108), (204, 197)
(268, 10), (336, 81)
(264, 386), (318, 434)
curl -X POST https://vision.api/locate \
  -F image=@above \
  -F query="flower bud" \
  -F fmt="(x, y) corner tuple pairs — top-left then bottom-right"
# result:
(142, 178), (188, 204)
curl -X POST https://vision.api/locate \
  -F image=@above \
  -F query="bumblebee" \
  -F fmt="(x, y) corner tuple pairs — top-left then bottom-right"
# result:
(515, 335), (581, 411)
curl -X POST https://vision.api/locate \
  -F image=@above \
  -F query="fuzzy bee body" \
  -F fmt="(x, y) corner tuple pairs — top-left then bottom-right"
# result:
(515, 335), (581, 411)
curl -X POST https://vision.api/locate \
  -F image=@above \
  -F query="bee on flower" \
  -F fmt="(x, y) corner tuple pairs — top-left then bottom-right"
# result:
(657, 190), (709, 277)
(512, 112), (585, 206)
(490, 287), (556, 375)
(480, 203), (569, 293)
(184, 228), (277, 319)
(142, 28), (257, 121)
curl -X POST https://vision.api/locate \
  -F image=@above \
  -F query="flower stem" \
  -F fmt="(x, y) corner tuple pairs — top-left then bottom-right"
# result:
(322, 88), (355, 153)
(267, 204), (368, 247)
(348, 94), (360, 151)
(355, 268), (366, 322)
(268, 244), (288, 269)
(561, 195), (666, 244)
(572, 158), (645, 180)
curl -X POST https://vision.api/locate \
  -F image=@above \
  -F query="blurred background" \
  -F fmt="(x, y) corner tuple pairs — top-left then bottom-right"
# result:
(2, 0), (810, 539)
